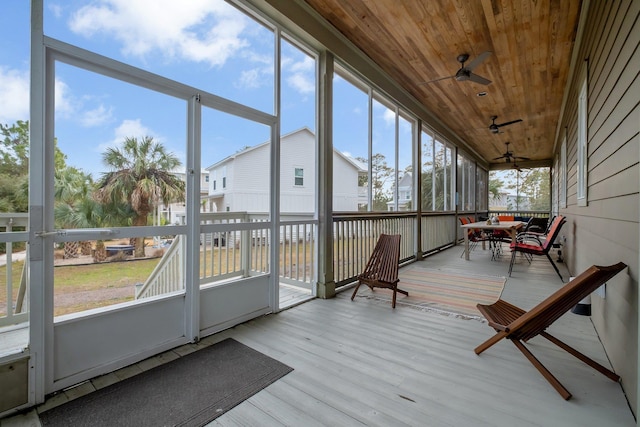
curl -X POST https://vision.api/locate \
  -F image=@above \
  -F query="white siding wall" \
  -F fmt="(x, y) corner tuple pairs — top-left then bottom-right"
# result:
(232, 144), (271, 212)
(332, 153), (361, 211)
(280, 129), (316, 212)
(205, 128), (363, 213)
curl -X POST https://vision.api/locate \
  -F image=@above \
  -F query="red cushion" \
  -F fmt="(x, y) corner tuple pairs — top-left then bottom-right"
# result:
(511, 242), (544, 254)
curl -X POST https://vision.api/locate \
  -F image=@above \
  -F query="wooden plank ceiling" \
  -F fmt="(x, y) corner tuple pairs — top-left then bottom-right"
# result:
(303, 0), (582, 169)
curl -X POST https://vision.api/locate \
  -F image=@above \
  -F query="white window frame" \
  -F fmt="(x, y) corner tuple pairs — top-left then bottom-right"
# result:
(222, 166), (227, 189)
(577, 77), (588, 206)
(560, 135), (567, 208)
(294, 167), (304, 186)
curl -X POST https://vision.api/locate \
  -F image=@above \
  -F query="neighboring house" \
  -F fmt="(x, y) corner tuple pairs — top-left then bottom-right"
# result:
(159, 169), (210, 225)
(387, 172), (413, 211)
(204, 127), (366, 213)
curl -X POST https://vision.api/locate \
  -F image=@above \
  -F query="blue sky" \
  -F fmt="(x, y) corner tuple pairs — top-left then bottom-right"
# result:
(0, 1), (412, 180)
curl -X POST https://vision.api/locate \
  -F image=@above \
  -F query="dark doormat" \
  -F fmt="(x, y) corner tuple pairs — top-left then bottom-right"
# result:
(40, 338), (293, 427)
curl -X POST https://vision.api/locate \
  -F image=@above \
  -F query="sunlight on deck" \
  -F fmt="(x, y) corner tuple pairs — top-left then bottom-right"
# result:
(1, 243), (635, 426)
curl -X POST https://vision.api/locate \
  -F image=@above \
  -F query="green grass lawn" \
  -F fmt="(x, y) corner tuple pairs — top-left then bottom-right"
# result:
(0, 258), (161, 317)
(53, 259), (159, 290)
(1, 242), (316, 317)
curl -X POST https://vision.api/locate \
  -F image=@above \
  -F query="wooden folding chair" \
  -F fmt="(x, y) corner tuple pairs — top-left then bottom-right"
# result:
(475, 262), (627, 399)
(350, 234), (407, 308)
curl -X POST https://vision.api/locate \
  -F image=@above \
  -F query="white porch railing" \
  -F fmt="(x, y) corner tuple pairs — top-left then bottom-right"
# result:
(136, 213), (318, 298)
(135, 235), (186, 299)
(0, 213), (29, 327)
(136, 211), (461, 296)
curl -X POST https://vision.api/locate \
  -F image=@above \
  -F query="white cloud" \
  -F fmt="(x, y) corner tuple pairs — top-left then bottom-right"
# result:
(287, 74), (314, 95)
(97, 118), (158, 153)
(69, 0), (249, 67)
(283, 55), (314, 95)
(80, 104), (114, 127)
(237, 69), (262, 89)
(96, 119), (185, 168)
(290, 55), (314, 73)
(383, 109), (396, 126)
(54, 78), (75, 119)
(53, 76), (117, 128)
(234, 52), (273, 89)
(0, 67), (29, 124)
(114, 119), (156, 142)
(48, 3), (63, 18)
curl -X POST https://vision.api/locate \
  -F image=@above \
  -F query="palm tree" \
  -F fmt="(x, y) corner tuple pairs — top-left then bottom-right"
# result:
(54, 167), (134, 262)
(54, 167), (94, 259)
(95, 136), (185, 257)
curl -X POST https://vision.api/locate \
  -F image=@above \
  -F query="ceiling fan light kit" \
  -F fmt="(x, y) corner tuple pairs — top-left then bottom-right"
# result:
(493, 142), (530, 164)
(422, 51), (493, 85)
(421, 52), (528, 160)
(489, 115), (523, 134)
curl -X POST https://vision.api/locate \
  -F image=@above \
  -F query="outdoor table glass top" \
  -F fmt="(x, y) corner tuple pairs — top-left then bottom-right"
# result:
(460, 221), (525, 260)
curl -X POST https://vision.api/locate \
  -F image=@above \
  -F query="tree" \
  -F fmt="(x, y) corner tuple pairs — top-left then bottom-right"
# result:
(0, 121), (30, 177)
(0, 174), (28, 212)
(421, 146), (450, 211)
(55, 171), (135, 262)
(95, 136), (185, 257)
(500, 167), (550, 211)
(356, 153), (394, 211)
(489, 177), (505, 200)
(0, 120), (67, 213)
(519, 167), (550, 210)
(55, 167), (94, 258)
(54, 167), (134, 261)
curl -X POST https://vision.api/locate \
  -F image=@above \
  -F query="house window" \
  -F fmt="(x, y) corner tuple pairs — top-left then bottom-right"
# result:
(577, 77), (588, 206)
(205, 175), (209, 183)
(213, 180), (216, 190)
(222, 166), (227, 189)
(294, 168), (304, 186)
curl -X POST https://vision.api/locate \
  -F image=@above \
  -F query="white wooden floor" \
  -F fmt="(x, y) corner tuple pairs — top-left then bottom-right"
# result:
(2, 244), (635, 426)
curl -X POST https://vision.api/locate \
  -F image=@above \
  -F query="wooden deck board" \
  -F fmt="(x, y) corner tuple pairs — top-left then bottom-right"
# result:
(2, 244), (634, 426)
(213, 246), (634, 426)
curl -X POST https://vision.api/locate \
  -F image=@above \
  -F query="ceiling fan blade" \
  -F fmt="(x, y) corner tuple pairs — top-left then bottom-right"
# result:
(418, 75), (454, 85)
(496, 119), (523, 128)
(492, 155), (505, 160)
(467, 73), (491, 85)
(464, 51), (492, 71)
(514, 156), (531, 161)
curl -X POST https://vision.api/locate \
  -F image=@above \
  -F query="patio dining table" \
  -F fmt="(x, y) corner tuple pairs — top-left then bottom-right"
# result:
(460, 221), (525, 260)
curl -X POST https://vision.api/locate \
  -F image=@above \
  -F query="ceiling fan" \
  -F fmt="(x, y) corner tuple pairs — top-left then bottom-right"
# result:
(489, 115), (523, 134)
(511, 162), (528, 172)
(493, 142), (530, 163)
(421, 51), (492, 85)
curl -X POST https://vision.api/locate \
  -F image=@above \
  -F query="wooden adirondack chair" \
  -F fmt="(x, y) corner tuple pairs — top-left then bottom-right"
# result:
(475, 262), (627, 399)
(350, 234), (407, 308)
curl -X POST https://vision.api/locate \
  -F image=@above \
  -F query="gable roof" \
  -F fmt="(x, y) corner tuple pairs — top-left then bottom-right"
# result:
(205, 127), (365, 173)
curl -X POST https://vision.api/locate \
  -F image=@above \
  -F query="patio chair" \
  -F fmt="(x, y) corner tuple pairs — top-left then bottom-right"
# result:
(508, 215), (566, 281)
(515, 216), (551, 245)
(475, 262), (627, 399)
(459, 217), (491, 258)
(350, 234), (407, 308)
